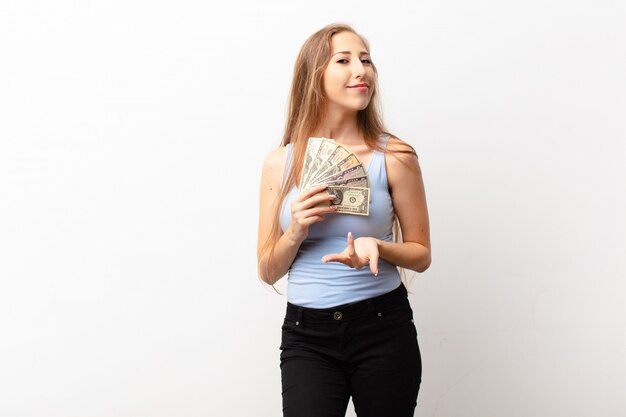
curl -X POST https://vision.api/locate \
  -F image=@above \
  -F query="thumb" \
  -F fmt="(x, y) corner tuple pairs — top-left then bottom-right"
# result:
(321, 253), (339, 263)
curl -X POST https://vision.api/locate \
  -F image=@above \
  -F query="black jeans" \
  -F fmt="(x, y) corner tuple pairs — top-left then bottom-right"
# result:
(280, 283), (421, 417)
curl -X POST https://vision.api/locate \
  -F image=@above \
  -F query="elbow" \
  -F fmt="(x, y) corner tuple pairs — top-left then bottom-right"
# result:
(257, 255), (270, 284)
(258, 274), (272, 286)
(257, 265), (273, 286)
(259, 274), (278, 286)
(413, 248), (431, 273)
(415, 258), (431, 273)
(257, 262), (280, 286)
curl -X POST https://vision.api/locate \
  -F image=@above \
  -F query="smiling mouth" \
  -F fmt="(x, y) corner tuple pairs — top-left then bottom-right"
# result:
(347, 84), (369, 93)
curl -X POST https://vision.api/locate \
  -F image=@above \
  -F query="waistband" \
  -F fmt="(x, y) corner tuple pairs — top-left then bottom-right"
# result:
(285, 283), (407, 324)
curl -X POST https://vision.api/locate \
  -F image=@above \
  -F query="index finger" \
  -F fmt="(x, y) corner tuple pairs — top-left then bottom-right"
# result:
(369, 252), (379, 277)
(299, 184), (328, 201)
(347, 232), (358, 259)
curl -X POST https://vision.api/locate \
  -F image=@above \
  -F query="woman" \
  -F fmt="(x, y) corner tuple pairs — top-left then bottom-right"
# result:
(257, 23), (431, 417)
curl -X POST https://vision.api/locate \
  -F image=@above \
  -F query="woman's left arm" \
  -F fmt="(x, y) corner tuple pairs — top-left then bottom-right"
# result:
(321, 137), (431, 274)
(378, 136), (431, 272)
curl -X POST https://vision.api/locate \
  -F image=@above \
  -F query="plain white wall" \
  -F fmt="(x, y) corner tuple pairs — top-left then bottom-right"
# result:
(1, 1), (625, 416)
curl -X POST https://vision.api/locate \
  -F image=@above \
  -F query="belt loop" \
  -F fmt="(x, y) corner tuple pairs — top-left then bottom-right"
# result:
(296, 307), (305, 329)
(367, 299), (375, 320)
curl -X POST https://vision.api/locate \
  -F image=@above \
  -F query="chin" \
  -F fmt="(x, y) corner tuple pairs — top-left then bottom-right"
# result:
(347, 100), (372, 112)
(329, 98), (372, 113)
(355, 102), (371, 111)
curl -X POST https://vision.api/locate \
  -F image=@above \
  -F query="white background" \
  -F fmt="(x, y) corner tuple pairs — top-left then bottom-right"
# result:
(1, 1), (625, 416)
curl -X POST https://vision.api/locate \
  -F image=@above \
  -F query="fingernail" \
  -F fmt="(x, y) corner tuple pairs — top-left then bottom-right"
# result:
(330, 206), (337, 210)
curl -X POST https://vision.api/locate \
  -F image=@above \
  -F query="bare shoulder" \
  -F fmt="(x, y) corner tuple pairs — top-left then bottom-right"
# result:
(261, 146), (288, 192)
(385, 136), (421, 186)
(263, 146), (287, 171)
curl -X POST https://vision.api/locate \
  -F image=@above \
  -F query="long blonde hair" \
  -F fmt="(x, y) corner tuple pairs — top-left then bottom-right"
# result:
(260, 23), (415, 287)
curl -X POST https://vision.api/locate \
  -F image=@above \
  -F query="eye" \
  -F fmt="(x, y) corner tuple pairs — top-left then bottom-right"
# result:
(361, 58), (372, 64)
(336, 59), (349, 64)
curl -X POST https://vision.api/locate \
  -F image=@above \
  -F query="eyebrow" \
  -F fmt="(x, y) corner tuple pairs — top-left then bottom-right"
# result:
(332, 50), (370, 56)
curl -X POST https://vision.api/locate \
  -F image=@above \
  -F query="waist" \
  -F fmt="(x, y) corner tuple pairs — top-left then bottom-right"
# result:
(286, 282), (407, 323)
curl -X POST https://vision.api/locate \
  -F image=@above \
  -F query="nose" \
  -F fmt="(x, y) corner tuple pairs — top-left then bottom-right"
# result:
(351, 59), (365, 78)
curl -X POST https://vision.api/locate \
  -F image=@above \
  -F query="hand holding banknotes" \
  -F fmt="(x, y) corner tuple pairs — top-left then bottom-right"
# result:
(300, 137), (370, 216)
(321, 232), (380, 276)
(288, 184), (338, 243)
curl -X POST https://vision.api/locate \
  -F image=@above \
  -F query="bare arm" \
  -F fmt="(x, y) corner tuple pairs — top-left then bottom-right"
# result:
(257, 147), (337, 284)
(319, 136), (431, 275)
(378, 136), (431, 272)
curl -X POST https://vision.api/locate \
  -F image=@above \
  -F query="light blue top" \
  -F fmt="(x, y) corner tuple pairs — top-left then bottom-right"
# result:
(279, 135), (401, 308)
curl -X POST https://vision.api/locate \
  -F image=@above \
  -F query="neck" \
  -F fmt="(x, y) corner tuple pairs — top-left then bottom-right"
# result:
(313, 106), (362, 145)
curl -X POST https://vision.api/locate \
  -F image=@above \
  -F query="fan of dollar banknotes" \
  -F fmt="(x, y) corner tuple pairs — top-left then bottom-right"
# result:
(299, 137), (370, 216)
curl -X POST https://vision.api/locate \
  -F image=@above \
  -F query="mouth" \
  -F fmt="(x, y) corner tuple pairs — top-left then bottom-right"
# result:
(347, 83), (370, 92)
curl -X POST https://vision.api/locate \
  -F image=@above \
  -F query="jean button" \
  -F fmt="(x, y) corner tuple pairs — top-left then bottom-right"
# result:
(333, 311), (343, 321)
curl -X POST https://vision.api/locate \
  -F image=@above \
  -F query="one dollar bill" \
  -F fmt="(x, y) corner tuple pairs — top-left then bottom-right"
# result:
(315, 186), (370, 216)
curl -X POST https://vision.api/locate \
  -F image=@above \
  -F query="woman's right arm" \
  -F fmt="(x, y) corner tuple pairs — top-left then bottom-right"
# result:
(257, 147), (337, 285)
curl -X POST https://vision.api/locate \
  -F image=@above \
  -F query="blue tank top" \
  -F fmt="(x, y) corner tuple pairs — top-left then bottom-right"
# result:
(279, 135), (401, 308)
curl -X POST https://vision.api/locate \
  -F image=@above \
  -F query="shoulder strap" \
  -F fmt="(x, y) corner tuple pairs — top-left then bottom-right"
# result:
(379, 134), (391, 149)
(371, 135), (391, 190)
(281, 143), (293, 190)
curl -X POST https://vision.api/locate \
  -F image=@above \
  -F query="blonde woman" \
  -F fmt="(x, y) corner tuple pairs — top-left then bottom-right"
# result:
(257, 23), (431, 417)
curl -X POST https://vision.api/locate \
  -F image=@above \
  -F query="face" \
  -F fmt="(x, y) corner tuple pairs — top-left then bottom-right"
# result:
(323, 31), (375, 113)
